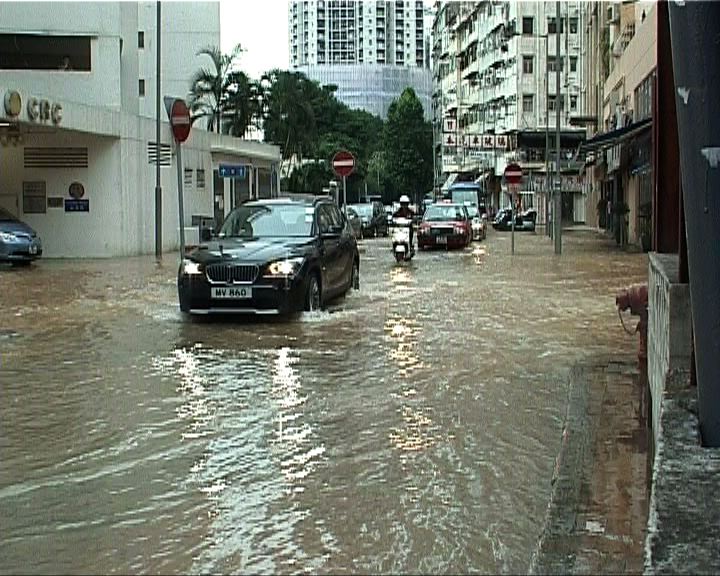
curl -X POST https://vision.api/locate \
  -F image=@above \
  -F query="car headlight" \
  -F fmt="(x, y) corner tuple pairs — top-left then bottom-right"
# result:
(0, 231), (18, 242)
(181, 258), (202, 275)
(265, 257), (304, 277)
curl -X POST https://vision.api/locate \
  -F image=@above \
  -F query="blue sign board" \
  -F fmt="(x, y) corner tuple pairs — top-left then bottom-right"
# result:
(64, 199), (89, 212)
(219, 164), (247, 178)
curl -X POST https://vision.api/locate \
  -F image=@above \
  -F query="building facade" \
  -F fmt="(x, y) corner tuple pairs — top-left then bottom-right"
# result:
(0, 1), (281, 258)
(580, 1), (655, 250)
(289, 0), (433, 120)
(432, 1), (587, 221)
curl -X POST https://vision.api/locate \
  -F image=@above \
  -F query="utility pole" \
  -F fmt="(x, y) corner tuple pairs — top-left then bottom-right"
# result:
(154, 0), (162, 258)
(544, 33), (551, 239)
(554, 0), (562, 255)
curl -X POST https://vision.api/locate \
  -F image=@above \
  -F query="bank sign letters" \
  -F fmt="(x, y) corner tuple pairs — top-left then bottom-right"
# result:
(3, 89), (63, 125)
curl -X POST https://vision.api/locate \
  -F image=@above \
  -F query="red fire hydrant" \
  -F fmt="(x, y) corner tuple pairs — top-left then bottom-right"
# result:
(616, 283), (649, 367)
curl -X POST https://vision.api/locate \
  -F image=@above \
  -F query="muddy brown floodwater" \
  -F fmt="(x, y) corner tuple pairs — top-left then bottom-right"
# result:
(0, 228), (648, 574)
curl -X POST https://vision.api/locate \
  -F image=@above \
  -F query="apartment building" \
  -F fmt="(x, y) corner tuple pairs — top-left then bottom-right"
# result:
(289, 0), (433, 120)
(432, 1), (586, 221)
(0, 2), (280, 257)
(580, 1), (656, 249)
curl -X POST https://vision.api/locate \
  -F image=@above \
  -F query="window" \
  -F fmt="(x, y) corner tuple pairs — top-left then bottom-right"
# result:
(570, 56), (578, 73)
(571, 95), (578, 110)
(569, 17), (578, 34)
(547, 17), (563, 35)
(138, 79), (145, 96)
(548, 56), (563, 72)
(197, 169), (206, 189)
(522, 16), (534, 35)
(0, 33), (91, 71)
(138, 31), (145, 48)
(522, 55), (534, 74)
(523, 94), (534, 113)
(549, 95), (565, 111)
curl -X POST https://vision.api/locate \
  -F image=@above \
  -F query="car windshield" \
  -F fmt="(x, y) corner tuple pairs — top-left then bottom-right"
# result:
(218, 203), (313, 238)
(424, 205), (466, 222)
(465, 205), (479, 218)
(351, 204), (373, 217)
(0, 207), (18, 222)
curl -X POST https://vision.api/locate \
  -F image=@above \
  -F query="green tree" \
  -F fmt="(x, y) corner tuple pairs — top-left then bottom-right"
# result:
(221, 70), (263, 137)
(188, 44), (244, 133)
(382, 87), (433, 205)
(262, 70), (318, 181)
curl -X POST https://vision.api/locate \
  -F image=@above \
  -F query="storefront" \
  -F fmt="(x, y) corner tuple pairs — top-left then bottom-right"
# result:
(0, 88), (280, 257)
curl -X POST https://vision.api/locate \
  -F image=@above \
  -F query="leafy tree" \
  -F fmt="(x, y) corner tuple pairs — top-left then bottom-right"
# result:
(382, 87), (433, 205)
(188, 44), (244, 133)
(262, 70), (318, 179)
(221, 70), (263, 137)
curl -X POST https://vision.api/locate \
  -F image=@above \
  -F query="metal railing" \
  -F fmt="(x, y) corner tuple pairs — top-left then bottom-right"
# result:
(648, 253), (693, 443)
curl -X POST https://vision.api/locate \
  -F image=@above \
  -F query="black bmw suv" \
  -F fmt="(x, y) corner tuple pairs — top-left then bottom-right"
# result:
(178, 196), (360, 315)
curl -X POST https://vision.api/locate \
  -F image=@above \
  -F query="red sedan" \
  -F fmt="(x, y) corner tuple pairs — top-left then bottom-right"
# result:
(417, 203), (472, 250)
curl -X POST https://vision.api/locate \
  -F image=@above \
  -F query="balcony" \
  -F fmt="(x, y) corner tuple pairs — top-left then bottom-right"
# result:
(612, 23), (636, 58)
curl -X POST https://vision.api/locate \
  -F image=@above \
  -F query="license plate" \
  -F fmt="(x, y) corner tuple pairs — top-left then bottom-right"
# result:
(436, 236), (447, 244)
(29, 245), (38, 255)
(211, 286), (252, 299)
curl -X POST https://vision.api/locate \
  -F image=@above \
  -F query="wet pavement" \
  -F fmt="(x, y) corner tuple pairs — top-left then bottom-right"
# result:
(1, 227), (649, 574)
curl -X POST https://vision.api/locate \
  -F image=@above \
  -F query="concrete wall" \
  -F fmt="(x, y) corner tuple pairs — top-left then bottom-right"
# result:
(647, 253), (693, 444)
(0, 1), (220, 118)
(137, 1), (220, 119)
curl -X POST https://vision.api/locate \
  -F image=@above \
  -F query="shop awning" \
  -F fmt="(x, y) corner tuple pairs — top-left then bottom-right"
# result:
(579, 117), (652, 153)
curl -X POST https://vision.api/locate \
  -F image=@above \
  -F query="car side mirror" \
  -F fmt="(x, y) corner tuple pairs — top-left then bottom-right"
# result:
(200, 227), (214, 242)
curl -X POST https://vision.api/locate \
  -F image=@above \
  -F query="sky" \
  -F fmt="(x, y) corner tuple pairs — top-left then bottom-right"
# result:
(220, 0), (290, 80)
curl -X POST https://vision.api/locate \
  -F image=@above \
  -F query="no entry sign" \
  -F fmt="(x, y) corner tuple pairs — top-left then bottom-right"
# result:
(170, 99), (191, 143)
(504, 162), (523, 184)
(332, 150), (355, 178)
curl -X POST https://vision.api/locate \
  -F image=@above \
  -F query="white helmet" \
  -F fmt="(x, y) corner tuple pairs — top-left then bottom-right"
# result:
(399, 195), (410, 204)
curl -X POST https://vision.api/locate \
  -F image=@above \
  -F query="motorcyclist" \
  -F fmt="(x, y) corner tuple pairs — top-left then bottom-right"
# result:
(392, 195), (415, 252)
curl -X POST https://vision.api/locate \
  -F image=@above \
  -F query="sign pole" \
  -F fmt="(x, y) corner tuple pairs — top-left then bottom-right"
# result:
(176, 143), (185, 259)
(154, 0), (162, 259)
(511, 188), (516, 255)
(342, 175), (347, 219)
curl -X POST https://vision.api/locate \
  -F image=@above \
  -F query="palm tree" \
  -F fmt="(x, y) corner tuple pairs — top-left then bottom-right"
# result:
(188, 44), (243, 133)
(262, 70), (317, 179)
(222, 71), (262, 138)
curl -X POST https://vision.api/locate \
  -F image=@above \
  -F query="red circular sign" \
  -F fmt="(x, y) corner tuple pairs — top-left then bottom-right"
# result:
(332, 150), (355, 178)
(170, 99), (191, 143)
(504, 162), (523, 184)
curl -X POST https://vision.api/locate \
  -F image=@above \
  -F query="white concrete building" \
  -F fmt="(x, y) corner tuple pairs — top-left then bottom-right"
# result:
(432, 1), (587, 220)
(0, 1), (281, 258)
(289, 0), (433, 119)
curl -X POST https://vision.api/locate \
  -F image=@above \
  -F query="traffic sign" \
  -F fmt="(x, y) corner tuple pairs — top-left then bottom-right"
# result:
(332, 150), (355, 178)
(170, 99), (191, 143)
(504, 163), (523, 184)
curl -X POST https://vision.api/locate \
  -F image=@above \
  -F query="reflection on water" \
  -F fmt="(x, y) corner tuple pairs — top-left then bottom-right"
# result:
(0, 231), (649, 574)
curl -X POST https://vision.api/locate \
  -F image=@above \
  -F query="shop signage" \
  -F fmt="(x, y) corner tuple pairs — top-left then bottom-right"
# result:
(4, 91), (21, 117)
(218, 164), (247, 178)
(3, 91), (63, 124)
(27, 97), (63, 124)
(65, 199), (89, 212)
(68, 182), (85, 199)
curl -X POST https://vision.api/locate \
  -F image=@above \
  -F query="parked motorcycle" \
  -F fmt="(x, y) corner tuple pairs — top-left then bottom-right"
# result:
(390, 217), (415, 263)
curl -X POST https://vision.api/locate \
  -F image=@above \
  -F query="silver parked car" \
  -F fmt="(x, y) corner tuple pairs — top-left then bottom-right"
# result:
(0, 207), (43, 265)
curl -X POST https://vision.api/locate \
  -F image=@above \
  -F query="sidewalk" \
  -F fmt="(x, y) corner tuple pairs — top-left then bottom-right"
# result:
(530, 354), (651, 575)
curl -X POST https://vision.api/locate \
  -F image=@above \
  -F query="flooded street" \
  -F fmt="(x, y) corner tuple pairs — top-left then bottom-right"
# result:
(1, 229), (648, 574)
